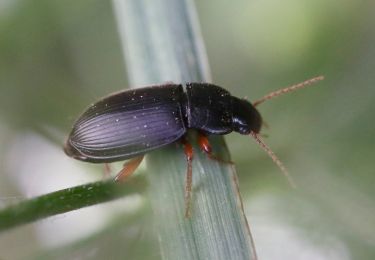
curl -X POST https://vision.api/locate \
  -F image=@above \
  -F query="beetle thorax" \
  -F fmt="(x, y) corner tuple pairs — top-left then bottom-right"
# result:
(184, 83), (233, 135)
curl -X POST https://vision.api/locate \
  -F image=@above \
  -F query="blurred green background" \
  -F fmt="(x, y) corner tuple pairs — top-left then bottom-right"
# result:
(0, 0), (374, 259)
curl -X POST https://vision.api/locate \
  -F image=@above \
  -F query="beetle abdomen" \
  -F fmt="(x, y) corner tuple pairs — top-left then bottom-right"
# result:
(65, 84), (187, 163)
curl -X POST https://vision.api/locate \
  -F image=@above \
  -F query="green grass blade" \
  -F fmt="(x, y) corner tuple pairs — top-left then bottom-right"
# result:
(113, 0), (257, 259)
(0, 176), (146, 232)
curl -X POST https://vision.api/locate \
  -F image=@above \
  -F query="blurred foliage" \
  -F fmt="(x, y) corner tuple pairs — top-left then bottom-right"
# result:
(0, 0), (374, 259)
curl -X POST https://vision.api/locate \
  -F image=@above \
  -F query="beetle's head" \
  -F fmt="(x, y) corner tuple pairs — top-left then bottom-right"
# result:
(231, 97), (262, 135)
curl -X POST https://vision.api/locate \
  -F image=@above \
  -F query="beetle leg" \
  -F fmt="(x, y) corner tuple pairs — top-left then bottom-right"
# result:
(198, 132), (212, 154)
(198, 133), (234, 164)
(181, 138), (194, 218)
(114, 155), (144, 182)
(103, 163), (112, 179)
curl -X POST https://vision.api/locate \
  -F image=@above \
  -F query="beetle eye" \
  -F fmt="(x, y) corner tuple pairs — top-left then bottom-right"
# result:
(233, 121), (251, 135)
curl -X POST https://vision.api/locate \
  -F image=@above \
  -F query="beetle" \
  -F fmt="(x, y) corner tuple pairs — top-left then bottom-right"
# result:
(65, 76), (323, 217)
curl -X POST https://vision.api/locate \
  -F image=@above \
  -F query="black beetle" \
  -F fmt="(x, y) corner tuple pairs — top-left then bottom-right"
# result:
(65, 76), (323, 216)
(64, 83), (262, 162)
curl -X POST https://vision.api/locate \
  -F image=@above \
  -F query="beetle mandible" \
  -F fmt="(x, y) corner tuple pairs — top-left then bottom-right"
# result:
(65, 76), (324, 217)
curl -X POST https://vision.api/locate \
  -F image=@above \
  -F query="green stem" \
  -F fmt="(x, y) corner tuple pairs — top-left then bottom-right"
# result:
(113, 0), (257, 259)
(0, 176), (146, 232)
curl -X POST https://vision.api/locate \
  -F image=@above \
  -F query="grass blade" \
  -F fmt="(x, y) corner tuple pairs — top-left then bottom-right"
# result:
(113, 0), (257, 259)
(0, 177), (146, 232)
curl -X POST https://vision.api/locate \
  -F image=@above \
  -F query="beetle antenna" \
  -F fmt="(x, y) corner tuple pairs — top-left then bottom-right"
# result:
(249, 131), (296, 188)
(253, 76), (324, 107)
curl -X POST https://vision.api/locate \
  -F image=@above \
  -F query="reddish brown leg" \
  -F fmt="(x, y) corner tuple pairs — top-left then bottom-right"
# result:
(181, 138), (194, 218)
(198, 132), (212, 154)
(103, 163), (112, 179)
(114, 155), (144, 183)
(198, 133), (234, 164)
